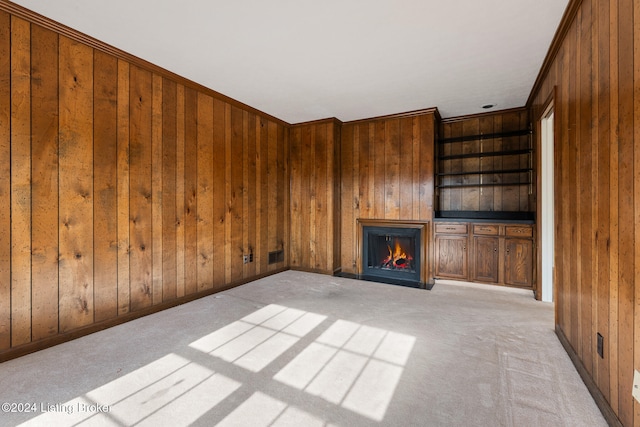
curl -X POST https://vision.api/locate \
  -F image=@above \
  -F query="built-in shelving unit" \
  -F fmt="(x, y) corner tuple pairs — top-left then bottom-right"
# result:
(435, 123), (533, 214)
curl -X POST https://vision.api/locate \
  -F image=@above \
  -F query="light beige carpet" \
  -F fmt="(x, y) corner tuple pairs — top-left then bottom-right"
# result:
(0, 271), (606, 426)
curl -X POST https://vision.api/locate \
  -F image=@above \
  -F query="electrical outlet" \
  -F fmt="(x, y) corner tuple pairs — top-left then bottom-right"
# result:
(633, 370), (640, 403)
(243, 254), (249, 264)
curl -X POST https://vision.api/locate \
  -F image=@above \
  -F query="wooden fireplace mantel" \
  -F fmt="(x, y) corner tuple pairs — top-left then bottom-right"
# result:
(356, 218), (431, 287)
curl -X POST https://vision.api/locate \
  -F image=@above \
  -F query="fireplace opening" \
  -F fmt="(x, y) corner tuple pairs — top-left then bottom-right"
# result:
(362, 226), (421, 287)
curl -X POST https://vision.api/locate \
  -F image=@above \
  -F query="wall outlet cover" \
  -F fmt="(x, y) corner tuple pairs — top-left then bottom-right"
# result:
(633, 370), (640, 404)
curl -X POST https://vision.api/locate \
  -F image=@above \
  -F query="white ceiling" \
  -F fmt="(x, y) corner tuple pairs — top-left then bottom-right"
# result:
(12, 0), (569, 123)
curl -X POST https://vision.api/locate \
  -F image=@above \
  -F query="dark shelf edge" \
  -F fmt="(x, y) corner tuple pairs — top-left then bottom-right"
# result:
(434, 211), (535, 221)
(438, 149), (532, 160)
(437, 129), (531, 144)
(437, 168), (532, 177)
(436, 182), (532, 189)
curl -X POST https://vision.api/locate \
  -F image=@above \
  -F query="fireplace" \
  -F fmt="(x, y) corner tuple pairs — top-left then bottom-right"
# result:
(356, 219), (430, 289)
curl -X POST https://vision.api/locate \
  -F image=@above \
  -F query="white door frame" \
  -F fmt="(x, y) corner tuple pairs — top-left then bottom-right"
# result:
(540, 103), (554, 302)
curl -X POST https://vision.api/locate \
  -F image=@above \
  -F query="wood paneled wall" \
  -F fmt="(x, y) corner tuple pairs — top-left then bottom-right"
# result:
(0, 10), (288, 358)
(528, 0), (638, 425)
(289, 119), (341, 274)
(438, 109), (533, 213)
(339, 111), (437, 277)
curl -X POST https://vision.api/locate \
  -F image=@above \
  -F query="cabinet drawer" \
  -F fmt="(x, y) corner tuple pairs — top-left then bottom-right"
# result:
(435, 223), (468, 234)
(473, 224), (499, 235)
(505, 226), (533, 238)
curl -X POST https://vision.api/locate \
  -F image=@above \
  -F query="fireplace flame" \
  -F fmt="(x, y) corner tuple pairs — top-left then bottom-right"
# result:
(382, 240), (413, 270)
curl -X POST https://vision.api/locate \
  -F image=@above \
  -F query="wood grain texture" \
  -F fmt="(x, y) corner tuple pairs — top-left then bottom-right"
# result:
(196, 93), (214, 290)
(30, 24), (59, 340)
(230, 106), (244, 282)
(93, 50), (118, 323)
(162, 78), (177, 301)
(337, 113), (437, 275)
(290, 120), (342, 273)
(151, 74), (163, 304)
(0, 10), (10, 350)
(183, 88), (198, 296)
(175, 84), (185, 298)
(0, 4), (292, 359)
(438, 109), (532, 214)
(10, 16), (31, 346)
(258, 118), (269, 274)
(58, 35), (94, 332)
(528, 0), (639, 423)
(129, 65), (153, 311)
(116, 60), (131, 316)
(212, 99), (226, 287)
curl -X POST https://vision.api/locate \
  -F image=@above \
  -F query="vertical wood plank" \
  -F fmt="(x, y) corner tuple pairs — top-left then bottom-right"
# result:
(326, 122), (337, 272)
(10, 16), (31, 345)
(358, 123), (372, 219)
(267, 121), (278, 270)
(116, 60), (130, 315)
(411, 118), (421, 220)
(289, 127), (302, 269)
(162, 78), (177, 301)
(196, 93), (214, 290)
(299, 124), (311, 269)
(230, 106), (244, 282)
(578, 0), (594, 373)
(308, 125), (317, 269)
(183, 88), (198, 295)
(399, 117), (413, 220)
(93, 50), (118, 322)
(616, 0), (634, 422)
(212, 99), (226, 287)
(420, 115), (434, 221)
(245, 113), (256, 278)
(259, 118), (269, 273)
(634, 0), (640, 423)
(30, 24), (59, 340)
(595, 0), (611, 399)
(341, 125), (355, 272)
(608, 0), (620, 413)
(284, 124), (291, 268)
(151, 74), (163, 304)
(224, 104), (232, 280)
(385, 120), (400, 219)
(277, 124), (286, 267)
(373, 121), (386, 218)
(58, 35), (94, 331)
(129, 65), (153, 311)
(175, 84), (185, 298)
(315, 124), (328, 270)
(0, 10), (10, 350)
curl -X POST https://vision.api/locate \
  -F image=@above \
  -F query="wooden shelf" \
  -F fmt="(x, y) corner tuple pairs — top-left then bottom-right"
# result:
(437, 129), (531, 144)
(436, 182), (532, 189)
(437, 168), (532, 177)
(438, 148), (532, 161)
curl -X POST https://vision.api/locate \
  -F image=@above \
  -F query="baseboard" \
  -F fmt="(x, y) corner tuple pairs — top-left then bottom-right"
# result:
(0, 267), (289, 363)
(555, 325), (622, 427)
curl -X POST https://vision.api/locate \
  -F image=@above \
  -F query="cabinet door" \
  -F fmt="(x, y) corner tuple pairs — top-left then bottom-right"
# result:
(472, 236), (499, 283)
(435, 235), (468, 279)
(504, 238), (533, 287)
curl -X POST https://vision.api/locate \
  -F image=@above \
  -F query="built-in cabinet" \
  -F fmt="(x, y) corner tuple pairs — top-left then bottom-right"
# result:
(434, 221), (534, 289)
